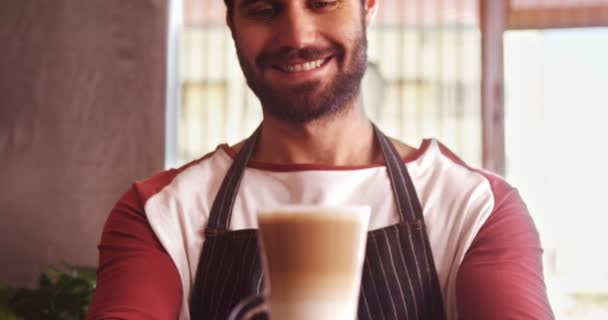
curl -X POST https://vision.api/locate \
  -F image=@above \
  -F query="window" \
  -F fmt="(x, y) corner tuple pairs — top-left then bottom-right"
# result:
(505, 27), (608, 320)
(503, 1), (608, 317)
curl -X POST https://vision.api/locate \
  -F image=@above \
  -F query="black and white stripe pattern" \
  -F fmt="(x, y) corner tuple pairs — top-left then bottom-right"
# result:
(189, 125), (445, 320)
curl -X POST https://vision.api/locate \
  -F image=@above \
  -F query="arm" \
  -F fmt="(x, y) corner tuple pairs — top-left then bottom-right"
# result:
(456, 174), (554, 319)
(87, 185), (182, 320)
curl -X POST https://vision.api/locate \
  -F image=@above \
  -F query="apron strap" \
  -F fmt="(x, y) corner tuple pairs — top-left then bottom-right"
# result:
(206, 126), (261, 232)
(372, 125), (426, 226)
(372, 126), (446, 319)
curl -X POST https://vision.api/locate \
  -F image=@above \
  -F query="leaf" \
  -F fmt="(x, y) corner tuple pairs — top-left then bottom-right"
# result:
(3, 265), (96, 320)
(0, 283), (15, 304)
(38, 273), (52, 289)
(0, 304), (22, 320)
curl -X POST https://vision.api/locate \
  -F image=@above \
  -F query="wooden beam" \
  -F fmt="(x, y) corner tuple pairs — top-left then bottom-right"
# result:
(509, 6), (608, 29)
(480, 0), (507, 175)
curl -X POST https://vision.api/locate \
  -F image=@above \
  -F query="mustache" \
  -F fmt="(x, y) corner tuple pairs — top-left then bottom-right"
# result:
(256, 45), (341, 67)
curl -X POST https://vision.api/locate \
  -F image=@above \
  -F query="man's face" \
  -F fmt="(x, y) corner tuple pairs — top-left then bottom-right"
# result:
(229, 0), (370, 124)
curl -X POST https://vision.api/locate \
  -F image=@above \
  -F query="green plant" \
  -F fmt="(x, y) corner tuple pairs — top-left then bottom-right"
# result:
(0, 265), (96, 320)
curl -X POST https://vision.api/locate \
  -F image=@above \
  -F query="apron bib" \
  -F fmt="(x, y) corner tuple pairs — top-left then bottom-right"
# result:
(189, 125), (446, 320)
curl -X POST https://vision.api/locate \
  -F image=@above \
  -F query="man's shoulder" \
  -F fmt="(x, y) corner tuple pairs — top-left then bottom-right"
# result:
(404, 139), (510, 205)
(438, 140), (512, 190)
(423, 139), (518, 211)
(132, 147), (227, 205)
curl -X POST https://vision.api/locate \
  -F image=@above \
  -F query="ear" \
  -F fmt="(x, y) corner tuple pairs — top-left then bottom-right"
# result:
(226, 12), (234, 33)
(363, 0), (379, 27)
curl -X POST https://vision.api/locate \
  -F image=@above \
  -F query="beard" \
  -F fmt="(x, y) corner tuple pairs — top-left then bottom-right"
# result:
(234, 33), (368, 124)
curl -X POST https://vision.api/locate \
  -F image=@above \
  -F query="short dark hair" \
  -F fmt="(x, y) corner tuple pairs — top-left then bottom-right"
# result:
(224, 0), (234, 17)
(224, 0), (366, 18)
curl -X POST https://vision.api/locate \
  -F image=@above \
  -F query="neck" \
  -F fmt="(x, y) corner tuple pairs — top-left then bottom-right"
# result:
(254, 97), (381, 166)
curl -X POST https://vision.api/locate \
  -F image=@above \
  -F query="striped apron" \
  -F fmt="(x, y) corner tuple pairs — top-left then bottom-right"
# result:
(189, 125), (446, 320)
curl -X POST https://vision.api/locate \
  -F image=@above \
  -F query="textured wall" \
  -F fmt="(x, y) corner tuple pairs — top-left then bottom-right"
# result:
(0, 0), (167, 287)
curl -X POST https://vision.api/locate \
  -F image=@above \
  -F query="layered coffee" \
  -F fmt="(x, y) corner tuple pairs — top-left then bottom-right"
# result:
(257, 206), (369, 320)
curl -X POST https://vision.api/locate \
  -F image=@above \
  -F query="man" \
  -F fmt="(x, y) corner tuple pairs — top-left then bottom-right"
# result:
(87, 0), (554, 319)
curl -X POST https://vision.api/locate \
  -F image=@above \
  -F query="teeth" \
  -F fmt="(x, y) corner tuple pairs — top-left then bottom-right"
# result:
(282, 59), (325, 73)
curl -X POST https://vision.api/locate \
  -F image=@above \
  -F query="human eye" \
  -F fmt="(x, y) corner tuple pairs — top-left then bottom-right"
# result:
(309, 0), (339, 11)
(247, 3), (278, 18)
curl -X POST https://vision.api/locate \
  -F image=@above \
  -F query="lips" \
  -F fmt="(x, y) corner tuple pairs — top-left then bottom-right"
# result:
(274, 57), (335, 73)
(258, 46), (339, 74)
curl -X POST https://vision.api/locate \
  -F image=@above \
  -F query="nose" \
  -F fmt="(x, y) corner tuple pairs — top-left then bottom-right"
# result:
(273, 6), (316, 49)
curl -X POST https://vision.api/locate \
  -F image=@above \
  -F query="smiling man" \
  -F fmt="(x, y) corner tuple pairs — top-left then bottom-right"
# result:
(87, 0), (554, 319)
(234, 0), (368, 125)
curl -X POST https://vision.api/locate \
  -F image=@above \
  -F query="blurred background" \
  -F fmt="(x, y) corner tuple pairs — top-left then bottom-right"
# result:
(1, 0), (607, 319)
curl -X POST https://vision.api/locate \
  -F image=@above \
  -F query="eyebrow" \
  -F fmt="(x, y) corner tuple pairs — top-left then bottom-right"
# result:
(239, 0), (267, 8)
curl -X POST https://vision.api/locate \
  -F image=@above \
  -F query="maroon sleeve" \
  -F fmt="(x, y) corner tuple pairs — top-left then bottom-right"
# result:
(87, 183), (182, 320)
(455, 172), (554, 319)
